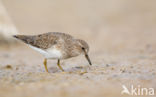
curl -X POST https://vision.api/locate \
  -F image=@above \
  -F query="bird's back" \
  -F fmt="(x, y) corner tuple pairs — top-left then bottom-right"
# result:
(13, 32), (74, 49)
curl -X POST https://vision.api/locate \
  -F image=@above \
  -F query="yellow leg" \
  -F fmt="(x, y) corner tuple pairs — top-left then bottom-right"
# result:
(43, 58), (49, 73)
(57, 59), (64, 71)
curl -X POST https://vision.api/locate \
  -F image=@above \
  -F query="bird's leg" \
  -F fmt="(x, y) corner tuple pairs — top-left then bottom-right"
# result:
(57, 59), (64, 71)
(43, 58), (49, 73)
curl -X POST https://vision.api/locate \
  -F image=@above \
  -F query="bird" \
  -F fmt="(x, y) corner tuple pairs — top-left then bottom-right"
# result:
(13, 32), (92, 72)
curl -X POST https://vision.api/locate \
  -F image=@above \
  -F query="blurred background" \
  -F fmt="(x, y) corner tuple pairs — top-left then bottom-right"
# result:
(1, 0), (156, 52)
(0, 0), (156, 97)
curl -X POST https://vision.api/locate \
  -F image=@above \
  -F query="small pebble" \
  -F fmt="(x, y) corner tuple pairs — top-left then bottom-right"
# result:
(5, 65), (13, 69)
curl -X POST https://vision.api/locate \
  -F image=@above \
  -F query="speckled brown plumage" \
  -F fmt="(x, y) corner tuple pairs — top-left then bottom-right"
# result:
(13, 32), (73, 49)
(13, 32), (92, 72)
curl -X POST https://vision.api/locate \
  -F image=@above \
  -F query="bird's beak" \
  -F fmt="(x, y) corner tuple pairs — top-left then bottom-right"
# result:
(85, 54), (92, 65)
(82, 49), (92, 65)
(83, 49), (92, 65)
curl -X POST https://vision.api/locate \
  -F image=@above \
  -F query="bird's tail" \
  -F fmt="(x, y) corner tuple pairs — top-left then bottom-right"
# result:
(13, 35), (19, 39)
(13, 35), (26, 40)
(13, 35), (33, 44)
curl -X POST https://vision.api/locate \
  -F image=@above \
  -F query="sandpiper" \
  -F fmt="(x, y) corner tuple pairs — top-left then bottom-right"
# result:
(13, 32), (92, 72)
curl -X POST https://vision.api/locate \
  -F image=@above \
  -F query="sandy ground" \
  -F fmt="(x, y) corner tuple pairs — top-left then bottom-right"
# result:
(0, 37), (156, 97)
(0, 0), (156, 97)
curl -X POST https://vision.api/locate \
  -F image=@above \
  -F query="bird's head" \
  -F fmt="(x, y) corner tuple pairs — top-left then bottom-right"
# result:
(76, 39), (92, 65)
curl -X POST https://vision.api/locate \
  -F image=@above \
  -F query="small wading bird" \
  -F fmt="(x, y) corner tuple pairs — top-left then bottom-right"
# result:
(13, 32), (92, 72)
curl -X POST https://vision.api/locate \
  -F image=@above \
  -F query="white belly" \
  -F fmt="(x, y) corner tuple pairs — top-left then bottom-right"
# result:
(29, 45), (62, 59)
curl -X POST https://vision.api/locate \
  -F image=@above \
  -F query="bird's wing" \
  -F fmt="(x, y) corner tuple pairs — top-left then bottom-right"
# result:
(32, 33), (59, 49)
(14, 32), (59, 49)
(13, 32), (74, 49)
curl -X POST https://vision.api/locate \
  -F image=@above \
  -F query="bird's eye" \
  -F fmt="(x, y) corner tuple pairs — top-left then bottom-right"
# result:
(82, 47), (85, 50)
